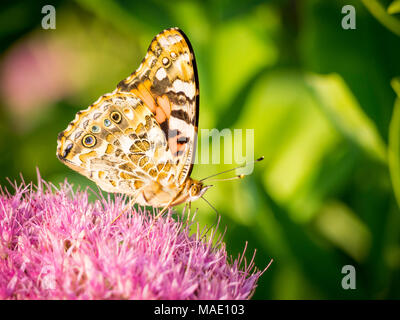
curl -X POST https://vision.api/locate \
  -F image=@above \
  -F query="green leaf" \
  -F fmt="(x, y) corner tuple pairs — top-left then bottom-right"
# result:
(362, 0), (400, 36)
(391, 77), (400, 97)
(75, 0), (167, 41)
(211, 8), (278, 114)
(237, 71), (344, 222)
(382, 77), (400, 209)
(388, 98), (400, 208)
(306, 73), (387, 163)
(314, 201), (371, 262)
(388, 0), (400, 14)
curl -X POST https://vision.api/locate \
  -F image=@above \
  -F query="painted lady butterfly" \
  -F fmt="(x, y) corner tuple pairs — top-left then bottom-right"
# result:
(57, 28), (211, 212)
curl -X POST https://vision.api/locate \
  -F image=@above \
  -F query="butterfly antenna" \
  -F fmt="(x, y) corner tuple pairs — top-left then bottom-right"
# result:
(200, 196), (220, 239)
(200, 156), (264, 182)
(205, 174), (245, 183)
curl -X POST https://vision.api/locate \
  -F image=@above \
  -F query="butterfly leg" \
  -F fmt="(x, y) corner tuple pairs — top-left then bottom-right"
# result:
(186, 201), (192, 224)
(153, 200), (173, 221)
(111, 196), (135, 225)
(147, 199), (174, 234)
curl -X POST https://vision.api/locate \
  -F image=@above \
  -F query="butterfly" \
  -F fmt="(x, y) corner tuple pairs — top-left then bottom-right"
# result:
(56, 28), (212, 212)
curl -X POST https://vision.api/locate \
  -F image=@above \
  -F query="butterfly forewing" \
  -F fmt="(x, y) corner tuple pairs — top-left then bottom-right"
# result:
(117, 27), (199, 185)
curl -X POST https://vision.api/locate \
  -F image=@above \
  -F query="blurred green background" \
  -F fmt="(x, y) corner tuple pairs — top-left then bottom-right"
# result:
(1, 0), (400, 299)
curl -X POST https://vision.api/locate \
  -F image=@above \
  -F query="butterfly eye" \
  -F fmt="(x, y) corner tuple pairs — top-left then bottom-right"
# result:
(104, 119), (111, 127)
(170, 52), (177, 60)
(91, 125), (100, 133)
(82, 134), (96, 148)
(110, 111), (122, 124)
(190, 184), (200, 197)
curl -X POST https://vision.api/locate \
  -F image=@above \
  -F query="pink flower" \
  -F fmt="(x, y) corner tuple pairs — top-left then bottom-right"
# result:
(0, 36), (76, 116)
(0, 173), (270, 300)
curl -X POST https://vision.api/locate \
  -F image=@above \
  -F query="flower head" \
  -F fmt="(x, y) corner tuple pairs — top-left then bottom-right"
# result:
(0, 174), (269, 299)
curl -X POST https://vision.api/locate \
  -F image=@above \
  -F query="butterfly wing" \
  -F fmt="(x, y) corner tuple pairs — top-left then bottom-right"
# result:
(57, 28), (199, 206)
(117, 27), (199, 186)
(57, 92), (176, 198)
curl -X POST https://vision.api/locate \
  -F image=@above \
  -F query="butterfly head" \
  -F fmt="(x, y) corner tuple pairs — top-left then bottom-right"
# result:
(173, 178), (212, 205)
(189, 180), (212, 201)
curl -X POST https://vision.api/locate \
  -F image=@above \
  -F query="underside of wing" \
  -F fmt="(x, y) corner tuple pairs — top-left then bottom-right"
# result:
(56, 92), (177, 197)
(117, 27), (199, 186)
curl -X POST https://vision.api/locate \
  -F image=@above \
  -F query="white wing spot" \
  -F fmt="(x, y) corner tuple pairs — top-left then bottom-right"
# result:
(119, 135), (133, 154)
(123, 108), (134, 120)
(168, 35), (181, 45)
(158, 37), (170, 48)
(155, 67), (167, 81)
(172, 79), (195, 99)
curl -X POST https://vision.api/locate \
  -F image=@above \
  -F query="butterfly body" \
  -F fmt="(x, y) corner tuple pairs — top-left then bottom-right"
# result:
(57, 28), (209, 209)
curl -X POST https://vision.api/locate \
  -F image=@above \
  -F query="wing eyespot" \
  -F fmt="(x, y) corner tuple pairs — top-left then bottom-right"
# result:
(110, 111), (122, 124)
(162, 57), (171, 67)
(82, 134), (97, 148)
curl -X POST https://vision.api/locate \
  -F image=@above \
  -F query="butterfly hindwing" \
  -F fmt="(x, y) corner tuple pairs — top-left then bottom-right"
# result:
(57, 92), (176, 197)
